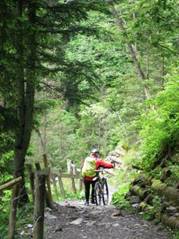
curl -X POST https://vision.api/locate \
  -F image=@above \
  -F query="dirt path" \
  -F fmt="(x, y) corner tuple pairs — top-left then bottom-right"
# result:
(45, 201), (171, 239)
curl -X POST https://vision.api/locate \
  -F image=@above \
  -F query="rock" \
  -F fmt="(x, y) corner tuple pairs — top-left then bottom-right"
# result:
(174, 212), (179, 217)
(166, 206), (177, 215)
(98, 222), (111, 228)
(46, 207), (53, 212)
(133, 223), (142, 228)
(89, 209), (101, 216)
(20, 231), (25, 235)
(125, 192), (132, 199)
(144, 194), (153, 204)
(139, 211), (144, 215)
(66, 205), (77, 209)
(86, 221), (96, 226)
(153, 218), (160, 225)
(111, 210), (122, 218)
(70, 218), (83, 225)
(156, 224), (165, 232)
(55, 226), (63, 232)
(163, 201), (170, 207)
(132, 203), (140, 210)
(45, 212), (57, 220)
(27, 224), (33, 228)
(82, 235), (87, 239)
(130, 196), (140, 204)
(112, 223), (119, 227)
(105, 223), (111, 229)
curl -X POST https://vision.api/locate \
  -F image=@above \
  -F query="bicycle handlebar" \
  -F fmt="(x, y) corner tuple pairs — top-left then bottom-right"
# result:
(95, 168), (114, 175)
(110, 159), (121, 164)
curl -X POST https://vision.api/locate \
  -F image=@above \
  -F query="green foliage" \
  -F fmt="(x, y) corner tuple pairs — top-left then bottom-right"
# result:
(111, 165), (138, 209)
(0, 191), (11, 238)
(0, 0), (179, 234)
(112, 183), (131, 209)
(64, 191), (83, 201)
(15, 204), (33, 239)
(173, 231), (179, 239)
(139, 68), (179, 169)
(0, 133), (14, 184)
(133, 195), (162, 221)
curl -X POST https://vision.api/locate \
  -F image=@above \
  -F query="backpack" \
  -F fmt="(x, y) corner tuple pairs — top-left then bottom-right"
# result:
(82, 156), (96, 177)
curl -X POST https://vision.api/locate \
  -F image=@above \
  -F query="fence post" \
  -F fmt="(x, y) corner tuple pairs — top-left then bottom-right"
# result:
(58, 172), (65, 198)
(27, 164), (35, 202)
(79, 178), (83, 191)
(35, 162), (53, 209)
(43, 154), (53, 203)
(33, 171), (46, 239)
(8, 184), (20, 239)
(70, 164), (77, 194)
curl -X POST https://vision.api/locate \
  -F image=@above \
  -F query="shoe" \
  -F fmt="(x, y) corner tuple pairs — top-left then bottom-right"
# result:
(84, 201), (89, 206)
(91, 200), (95, 204)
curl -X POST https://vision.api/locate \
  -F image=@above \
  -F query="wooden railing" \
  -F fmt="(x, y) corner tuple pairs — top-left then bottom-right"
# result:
(51, 169), (82, 197)
(0, 161), (82, 239)
(0, 177), (22, 193)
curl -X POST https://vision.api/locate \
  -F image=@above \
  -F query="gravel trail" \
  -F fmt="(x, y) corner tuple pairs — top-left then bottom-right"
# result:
(45, 201), (171, 239)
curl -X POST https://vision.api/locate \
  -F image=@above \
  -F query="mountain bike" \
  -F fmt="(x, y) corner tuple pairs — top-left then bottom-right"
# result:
(93, 168), (109, 206)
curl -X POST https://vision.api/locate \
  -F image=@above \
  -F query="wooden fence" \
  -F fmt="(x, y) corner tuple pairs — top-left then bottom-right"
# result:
(0, 176), (22, 239)
(52, 169), (82, 197)
(0, 161), (82, 239)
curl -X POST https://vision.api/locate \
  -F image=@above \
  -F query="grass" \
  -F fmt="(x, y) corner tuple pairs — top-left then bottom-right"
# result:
(51, 177), (84, 202)
(172, 231), (179, 239)
(109, 166), (136, 210)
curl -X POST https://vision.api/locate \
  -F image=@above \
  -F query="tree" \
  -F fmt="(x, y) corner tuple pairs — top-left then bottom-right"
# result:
(0, 0), (110, 205)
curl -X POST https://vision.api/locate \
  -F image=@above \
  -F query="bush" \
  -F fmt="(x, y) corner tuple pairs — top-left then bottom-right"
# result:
(139, 68), (179, 170)
(112, 183), (131, 209)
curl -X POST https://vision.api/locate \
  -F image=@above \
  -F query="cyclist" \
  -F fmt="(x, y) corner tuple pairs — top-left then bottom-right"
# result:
(82, 148), (114, 206)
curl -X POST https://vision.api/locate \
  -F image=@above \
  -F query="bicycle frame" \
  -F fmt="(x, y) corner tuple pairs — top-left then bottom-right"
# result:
(93, 168), (109, 206)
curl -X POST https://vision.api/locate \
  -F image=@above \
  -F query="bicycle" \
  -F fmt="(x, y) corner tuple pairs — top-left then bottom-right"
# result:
(93, 168), (109, 206)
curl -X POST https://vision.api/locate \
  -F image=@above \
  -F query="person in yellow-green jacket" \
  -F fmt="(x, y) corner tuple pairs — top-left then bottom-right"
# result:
(82, 148), (114, 206)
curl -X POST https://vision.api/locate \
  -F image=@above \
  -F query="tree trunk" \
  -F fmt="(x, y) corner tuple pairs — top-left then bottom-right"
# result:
(13, 0), (37, 206)
(13, 0), (29, 205)
(109, 2), (150, 99)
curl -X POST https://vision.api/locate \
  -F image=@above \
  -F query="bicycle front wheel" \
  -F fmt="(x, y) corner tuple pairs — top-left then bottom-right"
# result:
(94, 181), (102, 206)
(102, 179), (109, 205)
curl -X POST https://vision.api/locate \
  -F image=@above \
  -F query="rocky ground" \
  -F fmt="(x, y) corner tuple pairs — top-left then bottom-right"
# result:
(45, 201), (171, 239)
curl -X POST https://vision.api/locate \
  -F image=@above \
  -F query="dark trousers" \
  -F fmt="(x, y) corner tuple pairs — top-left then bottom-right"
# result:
(84, 179), (95, 203)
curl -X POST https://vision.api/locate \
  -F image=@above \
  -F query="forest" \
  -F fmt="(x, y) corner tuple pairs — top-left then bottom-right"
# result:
(0, 0), (179, 238)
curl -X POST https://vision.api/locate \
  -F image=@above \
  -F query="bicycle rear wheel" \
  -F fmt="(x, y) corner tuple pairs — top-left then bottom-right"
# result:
(94, 182), (102, 205)
(102, 179), (109, 205)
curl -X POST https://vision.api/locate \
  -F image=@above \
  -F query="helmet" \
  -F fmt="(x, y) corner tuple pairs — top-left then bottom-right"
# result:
(91, 148), (99, 154)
